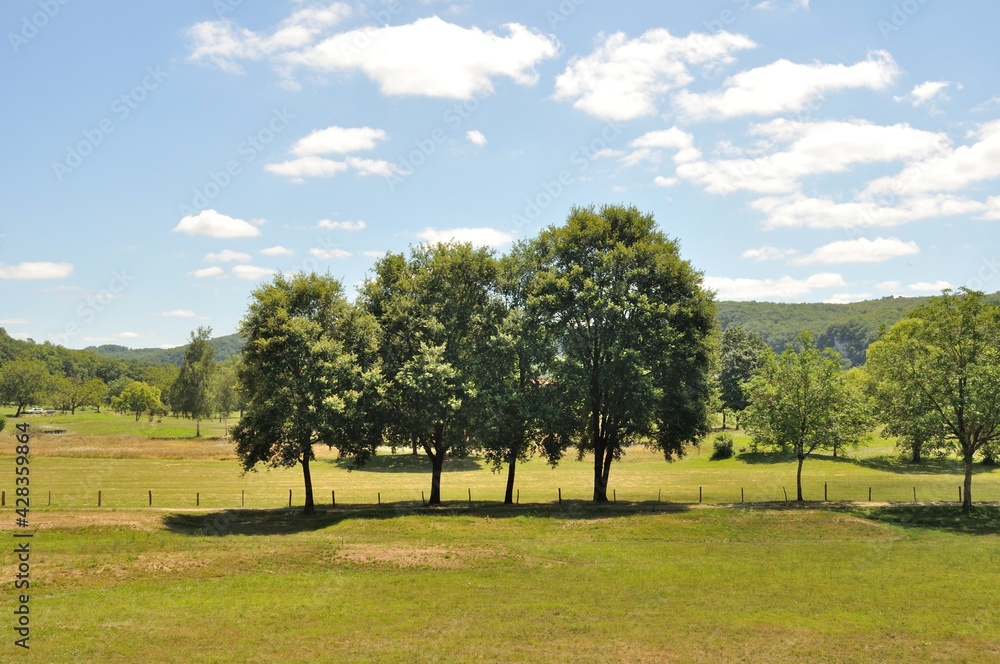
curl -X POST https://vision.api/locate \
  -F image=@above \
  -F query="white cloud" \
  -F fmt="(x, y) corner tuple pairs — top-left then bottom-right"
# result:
(309, 247), (352, 259)
(674, 51), (898, 120)
(704, 272), (846, 300)
(741, 246), (798, 261)
(416, 227), (514, 247)
(161, 310), (197, 318)
(260, 245), (294, 256)
(466, 130), (488, 147)
(318, 219), (366, 231)
(190, 267), (224, 278)
(174, 210), (261, 238)
(0, 262), (73, 280)
(907, 280), (953, 293)
(291, 126), (387, 156)
(119, 331), (141, 339)
(232, 265), (277, 280)
(360, 250), (385, 258)
(287, 17), (558, 99)
(0, 318), (28, 324)
(629, 127), (701, 164)
(894, 80), (953, 108)
(824, 292), (872, 304)
(653, 176), (678, 187)
(864, 121), (1000, 199)
(265, 156), (348, 182)
(186, 2), (352, 73)
(554, 28), (756, 121)
(675, 119), (946, 195)
(204, 249), (251, 263)
(345, 157), (408, 177)
(751, 192), (986, 229)
(876, 280), (902, 291)
(791, 237), (919, 265)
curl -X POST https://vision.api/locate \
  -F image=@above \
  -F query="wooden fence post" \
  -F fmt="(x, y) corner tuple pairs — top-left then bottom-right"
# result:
(741, 487), (744, 504)
(98, 490), (102, 507)
(241, 489), (245, 507)
(868, 487), (872, 501)
(782, 487), (787, 502)
(288, 489), (292, 507)
(148, 490), (152, 506)
(558, 488), (562, 504)
(332, 490), (335, 506)
(824, 482), (828, 502)
(699, 486), (702, 504)
(196, 492), (200, 507)
(468, 488), (471, 506)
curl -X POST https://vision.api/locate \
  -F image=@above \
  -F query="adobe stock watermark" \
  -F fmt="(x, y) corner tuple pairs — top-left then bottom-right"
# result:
(48, 268), (134, 346)
(7, 0), (71, 54)
(384, 85), (494, 192)
(52, 65), (169, 182)
(178, 108), (294, 217)
(878, 0), (932, 39)
(510, 119), (624, 234)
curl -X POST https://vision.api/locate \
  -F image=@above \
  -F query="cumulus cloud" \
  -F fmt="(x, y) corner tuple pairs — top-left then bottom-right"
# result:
(291, 126), (387, 156)
(204, 249), (251, 263)
(704, 272), (846, 299)
(232, 265), (277, 280)
(751, 192), (985, 230)
(161, 310), (197, 318)
(674, 51), (898, 121)
(466, 130), (488, 146)
(416, 227), (514, 247)
(186, 2), (352, 73)
(741, 246), (798, 261)
(554, 28), (756, 121)
(260, 245), (294, 256)
(0, 262), (73, 280)
(309, 247), (352, 259)
(907, 280), (952, 293)
(265, 157), (349, 182)
(894, 80), (954, 108)
(189, 267), (224, 278)
(318, 219), (366, 231)
(791, 237), (920, 265)
(174, 210), (261, 238)
(287, 17), (558, 99)
(824, 292), (872, 304)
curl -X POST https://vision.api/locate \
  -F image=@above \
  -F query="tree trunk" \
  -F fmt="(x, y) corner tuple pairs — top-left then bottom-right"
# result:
(911, 441), (922, 464)
(195, 419), (201, 437)
(796, 454), (805, 502)
(301, 451), (315, 515)
(593, 445), (609, 502)
(411, 439), (418, 455)
(832, 442), (838, 459)
(963, 456), (973, 512)
(71, 405), (76, 415)
(14, 404), (23, 417)
(429, 451), (444, 505)
(504, 454), (517, 505)
(722, 410), (727, 429)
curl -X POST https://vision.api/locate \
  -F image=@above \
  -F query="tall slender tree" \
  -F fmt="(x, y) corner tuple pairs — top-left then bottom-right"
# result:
(171, 327), (216, 437)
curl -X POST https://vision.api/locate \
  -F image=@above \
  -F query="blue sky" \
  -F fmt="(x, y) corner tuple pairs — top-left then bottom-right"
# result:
(2, 0), (1000, 349)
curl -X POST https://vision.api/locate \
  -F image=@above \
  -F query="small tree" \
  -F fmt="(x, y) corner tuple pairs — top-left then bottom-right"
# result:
(172, 327), (216, 436)
(210, 359), (239, 434)
(744, 334), (872, 501)
(718, 326), (769, 428)
(111, 381), (163, 421)
(866, 289), (1000, 511)
(0, 358), (53, 416)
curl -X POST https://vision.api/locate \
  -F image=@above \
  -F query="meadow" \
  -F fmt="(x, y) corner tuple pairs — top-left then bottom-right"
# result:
(2, 411), (999, 662)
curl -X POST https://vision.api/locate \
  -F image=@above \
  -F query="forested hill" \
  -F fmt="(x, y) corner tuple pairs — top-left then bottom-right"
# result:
(85, 333), (245, 365)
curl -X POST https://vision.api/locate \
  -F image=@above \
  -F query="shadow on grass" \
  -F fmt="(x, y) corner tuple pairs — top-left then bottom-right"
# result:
(161, 500), (693, 537)
(736, 450), (795, 465)
(326, 454), (483, 473)
(820, 453), (1000, 476)
(844, 504), (1000, 536)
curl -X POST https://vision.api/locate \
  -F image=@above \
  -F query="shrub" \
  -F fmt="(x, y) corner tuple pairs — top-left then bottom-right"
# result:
(710, 433), (734, 461)
(0, 415), (5, 433)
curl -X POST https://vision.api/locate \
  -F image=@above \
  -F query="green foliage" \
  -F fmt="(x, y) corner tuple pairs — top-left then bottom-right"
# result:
(710, 433), (734, 460)
(84, 333), (245, 365)
(866, 289), (1000, 510)
(744, 333), (873, 500)
(527, 204), (716, 501)
(718, 326), (768, 416)
(170, 327), (216, 434)
(0, 414), (5, 432)
(233, 273), (381, 514)
(110, 381), (163, 421)
(0, 357), (54, 416)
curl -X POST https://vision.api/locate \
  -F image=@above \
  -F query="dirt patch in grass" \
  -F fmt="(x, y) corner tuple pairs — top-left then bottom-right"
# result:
(16, 434), (236, 459)
(334, 542), (500, 568)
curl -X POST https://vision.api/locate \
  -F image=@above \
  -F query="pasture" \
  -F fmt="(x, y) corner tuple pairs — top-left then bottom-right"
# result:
(2, 411), (999, 662)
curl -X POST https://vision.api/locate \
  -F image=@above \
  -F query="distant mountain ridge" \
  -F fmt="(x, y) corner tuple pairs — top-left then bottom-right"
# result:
(81, 292), (1000, 366)
(85, 333), (245, 365)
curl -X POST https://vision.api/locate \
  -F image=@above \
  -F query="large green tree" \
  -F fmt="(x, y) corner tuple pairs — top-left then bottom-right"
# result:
(527, 204), (716, 502)
(718, 326), (769, 428)
(744, 334), (872, 501)
(111, 381), (163, 421)
(362, 243), (501, 505)
(866, 289), (1000, 511)
(233, 273), (381, 515)
(171, 327), (216, 437)
(0, 358), (53, 416)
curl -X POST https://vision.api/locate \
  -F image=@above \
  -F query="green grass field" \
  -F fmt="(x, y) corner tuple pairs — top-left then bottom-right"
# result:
(2, 411), (999, 662)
